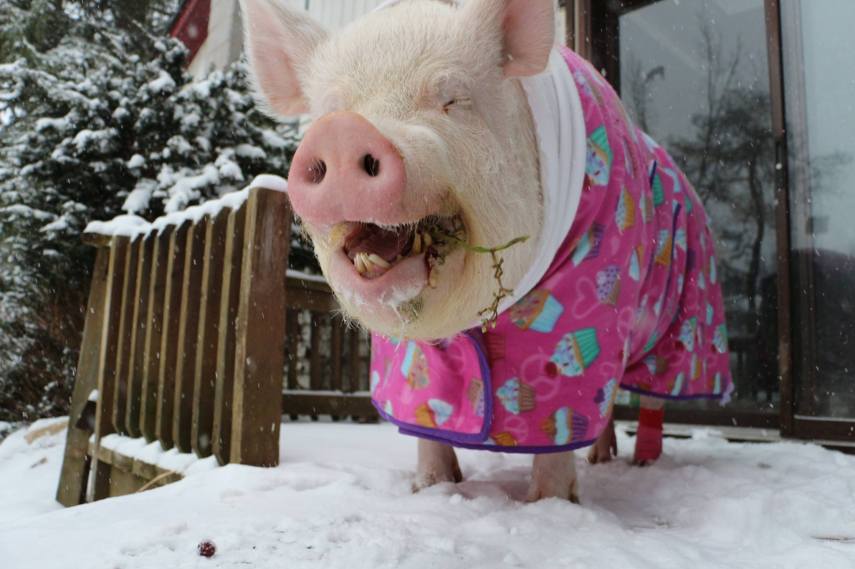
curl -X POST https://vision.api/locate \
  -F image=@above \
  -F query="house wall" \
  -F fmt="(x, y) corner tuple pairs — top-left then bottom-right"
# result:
(185, 0), (566, 79)
(187, 0), (243, 78)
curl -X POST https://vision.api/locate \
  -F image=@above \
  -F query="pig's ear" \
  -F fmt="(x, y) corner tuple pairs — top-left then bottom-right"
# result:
(240, 0), (327, 116)
(462, 0), (555, 78)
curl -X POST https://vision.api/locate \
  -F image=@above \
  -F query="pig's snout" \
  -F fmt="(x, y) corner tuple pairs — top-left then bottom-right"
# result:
(288, 112), (407, 227)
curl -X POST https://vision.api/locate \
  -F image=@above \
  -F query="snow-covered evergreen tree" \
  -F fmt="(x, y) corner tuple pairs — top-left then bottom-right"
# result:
(0, 2), (303, 420)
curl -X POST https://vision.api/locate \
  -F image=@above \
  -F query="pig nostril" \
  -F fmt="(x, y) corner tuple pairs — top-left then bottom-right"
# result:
(362, 154), (380, 177)
(307, 160), (327, 184)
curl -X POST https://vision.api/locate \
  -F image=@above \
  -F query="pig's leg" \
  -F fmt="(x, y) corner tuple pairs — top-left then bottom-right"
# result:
(633, 396), (665, 465)
(587, 416), (618, 464)
(413, 438), (463, 491)
(527, 451), (579, 503)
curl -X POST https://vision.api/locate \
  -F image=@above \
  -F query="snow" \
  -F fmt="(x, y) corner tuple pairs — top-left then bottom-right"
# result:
(0, 204), (54, 221)
(40, 216), (69, 233)
(35, 116), (70, 133)
(84, 214), (149, 238)
(127, 154), (146, 169)
(147, 70), (176, 94)
(1, 420), (853, 569)
(250, 174), (288, 193)
(85, 175), (289, 239)
(235, 143), (267, 160)
(98, 434), (218, 476)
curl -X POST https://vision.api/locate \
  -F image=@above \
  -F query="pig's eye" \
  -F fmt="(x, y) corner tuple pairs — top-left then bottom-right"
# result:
(442, 97), (472, 114)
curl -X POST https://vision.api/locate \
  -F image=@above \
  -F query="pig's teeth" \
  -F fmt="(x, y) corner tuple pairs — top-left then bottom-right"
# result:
(423, 232), (433, 248)
(355, 253), (368, 274)
(412, 232), (423, 255)
(367, 253), (390, 268)
(428, 270), (438, 288)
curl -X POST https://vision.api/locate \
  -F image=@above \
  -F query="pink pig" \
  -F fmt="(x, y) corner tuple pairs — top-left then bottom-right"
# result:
(241, 0), (732, 502)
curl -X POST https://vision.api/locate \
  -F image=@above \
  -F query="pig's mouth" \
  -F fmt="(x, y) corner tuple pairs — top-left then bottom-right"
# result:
(330, 215), (466, 284)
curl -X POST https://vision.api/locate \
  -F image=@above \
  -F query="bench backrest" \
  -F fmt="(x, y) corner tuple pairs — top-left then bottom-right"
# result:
(57, 185), (291, 505)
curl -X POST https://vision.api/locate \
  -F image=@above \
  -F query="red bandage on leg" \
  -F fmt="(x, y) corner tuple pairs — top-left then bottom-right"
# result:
(634, 407), (664, 465)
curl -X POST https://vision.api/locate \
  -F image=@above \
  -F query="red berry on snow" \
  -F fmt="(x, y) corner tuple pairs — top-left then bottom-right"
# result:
(197, 540), (216, 558)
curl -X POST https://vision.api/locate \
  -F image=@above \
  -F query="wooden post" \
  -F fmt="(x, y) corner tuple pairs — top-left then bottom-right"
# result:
(212, 205), (246, 464)
(192, 210), (230, 457)
(125, 235), (151, 437)
(56, 241), (110, 506)
(230, 187), (291, 466)
(156, 221), (190, 449)
(91, 236), (128, 501)
(173, 221), (205, 453)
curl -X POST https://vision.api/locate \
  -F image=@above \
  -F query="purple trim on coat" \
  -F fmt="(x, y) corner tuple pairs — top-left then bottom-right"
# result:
(395, 424), (598, 454)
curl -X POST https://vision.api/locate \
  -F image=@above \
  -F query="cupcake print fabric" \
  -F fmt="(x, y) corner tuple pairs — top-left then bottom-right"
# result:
(370, 47), (733, 452)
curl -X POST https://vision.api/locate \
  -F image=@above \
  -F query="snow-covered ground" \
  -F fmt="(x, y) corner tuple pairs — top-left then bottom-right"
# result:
(1, 418), (854, 569)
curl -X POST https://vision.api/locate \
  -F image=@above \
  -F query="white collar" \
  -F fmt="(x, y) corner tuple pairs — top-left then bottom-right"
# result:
(497, 49), (586, 314)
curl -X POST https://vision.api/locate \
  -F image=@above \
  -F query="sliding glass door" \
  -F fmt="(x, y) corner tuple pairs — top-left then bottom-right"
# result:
(781, 0), (855, 441)
(579, 0), (855, 444)
(590, 0), (781, 426)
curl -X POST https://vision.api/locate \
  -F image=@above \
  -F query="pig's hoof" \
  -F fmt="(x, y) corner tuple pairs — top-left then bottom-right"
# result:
(411, 465), (463, 493)
(588, 418), (617, 464)
(587, 441), (615, 464)
(525, 478), (580, 503)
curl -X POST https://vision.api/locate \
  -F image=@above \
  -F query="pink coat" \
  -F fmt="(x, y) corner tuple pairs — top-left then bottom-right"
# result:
(369, 48), (733, 452)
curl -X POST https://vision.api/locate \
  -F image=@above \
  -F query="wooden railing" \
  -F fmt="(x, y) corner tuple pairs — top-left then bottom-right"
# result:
(282, 280), (377, 421)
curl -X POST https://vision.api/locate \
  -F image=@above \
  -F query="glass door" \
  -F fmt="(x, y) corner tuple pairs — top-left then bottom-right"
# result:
(590, 0), (782, 427)
(781, 0), (855, 442)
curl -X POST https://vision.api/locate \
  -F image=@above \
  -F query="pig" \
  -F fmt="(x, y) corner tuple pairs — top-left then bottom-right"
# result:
(240, 0), (733, 502)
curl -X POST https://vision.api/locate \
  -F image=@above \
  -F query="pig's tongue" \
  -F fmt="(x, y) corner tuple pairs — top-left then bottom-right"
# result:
(344, 224), (411, 263)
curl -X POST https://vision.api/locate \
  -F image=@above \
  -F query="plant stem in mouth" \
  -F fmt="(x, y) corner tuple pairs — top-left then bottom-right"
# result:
(474, 236), (528, 331)
(431, 228), (530, 331)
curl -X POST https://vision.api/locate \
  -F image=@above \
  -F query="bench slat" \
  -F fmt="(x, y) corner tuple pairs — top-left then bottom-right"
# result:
(173, 221), (205, 453)
(141, 229), (171, 442)
(125, 236), (149, 437)
(212, 205), (246, 465)
(156, 221), (190, 449)
(192, 210), (230, 457)
(112, 235), (139, 435)
(92, 237), (129, 500)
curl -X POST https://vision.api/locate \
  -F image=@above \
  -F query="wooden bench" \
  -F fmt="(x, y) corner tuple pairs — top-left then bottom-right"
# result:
(56, 181), (376, 506)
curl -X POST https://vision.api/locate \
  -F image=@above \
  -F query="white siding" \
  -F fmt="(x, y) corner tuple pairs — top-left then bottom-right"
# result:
(306, 0), (386, 30)
(187, 0), (567, 79)
(188, 0), (242, 79)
